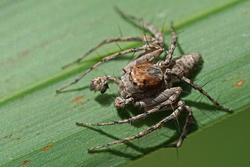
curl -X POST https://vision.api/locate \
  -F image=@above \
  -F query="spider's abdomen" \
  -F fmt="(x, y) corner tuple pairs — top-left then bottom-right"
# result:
(172, 53), (202, 77)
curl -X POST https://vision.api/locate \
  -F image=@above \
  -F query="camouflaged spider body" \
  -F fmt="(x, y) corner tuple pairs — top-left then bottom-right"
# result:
(91, 54), (201, 111)
(57, 9), (232, 151)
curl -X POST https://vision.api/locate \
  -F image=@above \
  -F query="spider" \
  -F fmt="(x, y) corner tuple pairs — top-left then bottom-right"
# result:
(57, 9), (232, 151)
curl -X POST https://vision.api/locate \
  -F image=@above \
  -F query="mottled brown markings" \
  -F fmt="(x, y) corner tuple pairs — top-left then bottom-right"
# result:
(72, 96), (84, 103)
(130, 62), (163, 90)
(42, 144), (53, 151)
(58, 8), (232, 151)
(21, 160), (30, 166)
(234, 80), (245, 87)
(4, 134), (13, 139)
(18, 50), (30, 57)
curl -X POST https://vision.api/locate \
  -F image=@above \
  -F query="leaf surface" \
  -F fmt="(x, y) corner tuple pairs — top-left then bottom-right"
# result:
(0, 0), (249, 166)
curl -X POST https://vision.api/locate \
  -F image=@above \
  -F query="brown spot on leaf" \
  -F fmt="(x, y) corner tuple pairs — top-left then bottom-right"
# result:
(21, 160), (30, 165)
(42, 144), (53, 151)
(72, 96), (84, 103)
(18, 50), (30, 57)
(4, 134), (13, 139)
(234, 80), (245, 88)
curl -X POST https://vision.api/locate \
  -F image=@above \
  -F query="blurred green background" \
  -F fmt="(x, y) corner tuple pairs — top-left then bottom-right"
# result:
(127, 106), (250, 167)
(0, 0), (249, 166)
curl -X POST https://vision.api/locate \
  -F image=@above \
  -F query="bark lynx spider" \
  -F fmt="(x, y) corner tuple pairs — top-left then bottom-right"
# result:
(57, 9), (232, 151)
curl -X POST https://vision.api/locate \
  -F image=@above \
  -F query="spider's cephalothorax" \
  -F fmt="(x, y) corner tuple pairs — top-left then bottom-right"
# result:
(121, 62), (166, 98)
(57, 9), (232, 151)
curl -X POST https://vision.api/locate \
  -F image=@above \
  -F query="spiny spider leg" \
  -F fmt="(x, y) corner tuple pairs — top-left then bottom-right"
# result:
(56, 45), (150, 92)
(136, 87), (182, 110)
(166, 69), (232, 111)
(62, 36), (157, 69)
(76, 87), (182, 126)
(57, 9), (166, 92)
(115, 7), (164, 45)
(58, 8), (232, 151)
(164, 23), (178, 66)
(86, 101), (186, 151)
(166, 104), (193, 148)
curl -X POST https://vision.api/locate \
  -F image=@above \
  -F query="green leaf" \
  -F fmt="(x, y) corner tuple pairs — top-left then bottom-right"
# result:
(0, 0), (249, 166)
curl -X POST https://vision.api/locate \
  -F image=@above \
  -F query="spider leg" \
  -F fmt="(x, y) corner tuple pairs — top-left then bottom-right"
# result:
(86, 101), (186, 151)
(90, 76), (121, 94)
(166, 104), (193, 148)
(62, 36), (156, 69)
(136, 87), (182, 110)
(57, 45), (149, 92)
(115, 9), (167, 66)
(76, 87), (182, 126)
(116, 8), (164, 46)
(76, 100), (171, 126)
(164, 23), (178, 66)
(166, 69), (232, 111)
(122, 44), (164, 73)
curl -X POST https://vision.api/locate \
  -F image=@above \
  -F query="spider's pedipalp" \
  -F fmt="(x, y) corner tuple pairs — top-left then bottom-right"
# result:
(90, 76), (120, 94)
(58, 9), (231, 151)
(114, 97), (134, 109)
